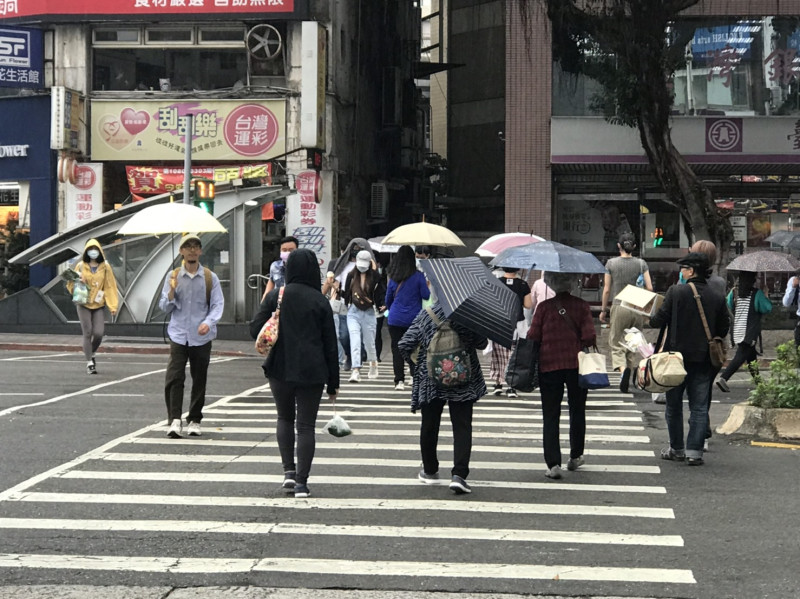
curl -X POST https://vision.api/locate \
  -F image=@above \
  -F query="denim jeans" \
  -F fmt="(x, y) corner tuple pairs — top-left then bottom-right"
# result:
(665, 361), (713, 459)
(347, 305), (377, 369)
(334, 313), (347, 364)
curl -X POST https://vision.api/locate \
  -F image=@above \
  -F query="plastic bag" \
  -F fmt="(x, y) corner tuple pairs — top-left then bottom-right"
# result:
(325, 414), (352, 437)
(72, 281), (89, 305)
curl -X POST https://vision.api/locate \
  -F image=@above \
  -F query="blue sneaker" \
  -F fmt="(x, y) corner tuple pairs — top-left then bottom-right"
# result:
(282, 471), (296, 490)
(418, 469), (439, 484)
(294, 484), (310, 498)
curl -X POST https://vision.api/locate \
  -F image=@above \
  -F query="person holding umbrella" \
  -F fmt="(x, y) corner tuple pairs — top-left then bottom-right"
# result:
(599, 233), (652, 393)
(489, 268), (532, 397)
(715, 271), (772, 393)
(527, 272), (596, 479)
(385, 245), (430, 390)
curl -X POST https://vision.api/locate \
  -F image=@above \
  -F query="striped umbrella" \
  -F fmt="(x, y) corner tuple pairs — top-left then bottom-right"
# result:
(420, 257), (520, 348)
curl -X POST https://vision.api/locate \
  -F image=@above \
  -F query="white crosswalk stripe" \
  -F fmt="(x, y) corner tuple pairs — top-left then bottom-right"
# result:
(0, 367), (694, 590)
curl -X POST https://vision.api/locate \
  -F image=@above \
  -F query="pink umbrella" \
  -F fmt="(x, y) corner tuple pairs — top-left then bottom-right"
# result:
(475, 232), (546, 258)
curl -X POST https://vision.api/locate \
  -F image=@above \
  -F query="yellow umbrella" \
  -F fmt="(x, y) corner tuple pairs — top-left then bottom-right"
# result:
(382, 222), (464, 248)
(118, 201), (227, 235)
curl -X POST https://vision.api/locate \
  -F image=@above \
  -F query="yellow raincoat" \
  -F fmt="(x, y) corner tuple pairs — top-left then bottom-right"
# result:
(65, 239), (119, 313)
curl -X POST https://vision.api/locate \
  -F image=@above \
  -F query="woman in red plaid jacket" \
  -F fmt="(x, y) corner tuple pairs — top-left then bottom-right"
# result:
(527, 272), (596, 480)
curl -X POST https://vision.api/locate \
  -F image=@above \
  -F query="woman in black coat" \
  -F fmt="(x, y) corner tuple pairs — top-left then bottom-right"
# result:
(250, 249), (339, 498)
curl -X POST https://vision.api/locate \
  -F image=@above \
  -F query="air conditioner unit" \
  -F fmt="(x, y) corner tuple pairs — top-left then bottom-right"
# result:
(370, 182), (389, 219)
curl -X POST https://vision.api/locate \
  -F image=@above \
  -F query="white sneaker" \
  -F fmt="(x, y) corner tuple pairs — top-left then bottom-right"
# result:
(348, 369), (361, 383)
(545, 465), (562, 479)
(368, 362), (379, 379)
(394, 381), (405, 391)
(167, 419), (182, 438)
(187, 422), (201, 437)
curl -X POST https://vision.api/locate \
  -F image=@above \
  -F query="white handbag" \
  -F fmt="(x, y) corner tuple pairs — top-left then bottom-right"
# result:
(577, 349), (610, 389)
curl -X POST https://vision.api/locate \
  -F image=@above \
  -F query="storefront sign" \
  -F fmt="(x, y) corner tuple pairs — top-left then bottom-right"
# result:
(0, 144), (29, 157)
(126, 163), (272, 196)
(0, 25), (43, 89)
(51, 86), (83, 151)
(300, 21), (327, 149)
(91, 100), (286, 160)
(706, 118), (742, 153)
(0, 0), (299, 19)
(65, 163), (103, 229)
(286, 170), (332, 271)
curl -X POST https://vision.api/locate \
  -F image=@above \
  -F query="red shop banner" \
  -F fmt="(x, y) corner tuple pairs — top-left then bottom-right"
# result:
(2, 0), (296, 19)
(126, 163), (272, 198)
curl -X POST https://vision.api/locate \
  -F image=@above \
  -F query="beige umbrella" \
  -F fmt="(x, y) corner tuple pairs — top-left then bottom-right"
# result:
(117, 201), (227, 235)
(381, 222), (464, 248)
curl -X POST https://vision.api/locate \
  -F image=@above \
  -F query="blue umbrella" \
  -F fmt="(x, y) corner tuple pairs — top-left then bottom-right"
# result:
(420, 257), (520, 348)
(489, 241), (606, 274)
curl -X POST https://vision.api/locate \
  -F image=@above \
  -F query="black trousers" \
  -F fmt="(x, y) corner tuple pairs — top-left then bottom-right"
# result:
(164, 340), (212, 424)
(388, 324), (415, 384)
(539, 368), (587, 469)
(420, 399), (473, 479)
(720, 342), (758, 381)
(268, 377), (324, 486)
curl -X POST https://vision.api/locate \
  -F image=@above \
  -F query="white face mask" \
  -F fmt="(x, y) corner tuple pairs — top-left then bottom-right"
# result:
(87, 250), (100, 260)
(356, 264), (369, 273)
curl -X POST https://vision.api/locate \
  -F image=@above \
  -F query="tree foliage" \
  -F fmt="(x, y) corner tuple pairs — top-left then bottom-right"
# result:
(521, 0), (733, 262)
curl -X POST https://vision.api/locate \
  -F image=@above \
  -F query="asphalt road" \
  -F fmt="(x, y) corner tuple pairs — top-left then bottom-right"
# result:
(0, 349), (797, 599)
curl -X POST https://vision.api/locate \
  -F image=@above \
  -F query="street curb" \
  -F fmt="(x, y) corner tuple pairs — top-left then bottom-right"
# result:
(718, 401), (800, 440)
(0, 343), (249, 358)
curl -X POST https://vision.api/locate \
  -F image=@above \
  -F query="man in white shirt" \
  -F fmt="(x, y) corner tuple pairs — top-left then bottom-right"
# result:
(782, 273), (800, 346)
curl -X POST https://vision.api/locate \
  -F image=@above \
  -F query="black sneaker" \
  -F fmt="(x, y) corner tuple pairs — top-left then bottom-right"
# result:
(715, 378), (730, 393)
(687, 457), (704, 466)
(505, 388), (518, 398)
(418, 469), (439, 484)
(282, 471), (296, 490)
(86, 362), (97, 375)
(619, 367), (631, 393)
(493, 384), (503, 396)
(294, 484), (310, 498)
(660, 447), (685, 461)
(449, 475), (471, 494)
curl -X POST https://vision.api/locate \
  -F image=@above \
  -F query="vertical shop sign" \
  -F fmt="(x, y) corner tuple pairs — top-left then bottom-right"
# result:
(286, 170), (331, 272)
(51, 87), (83, 151)
(65, 163), (103, 229)
(300, 21), (327, 149)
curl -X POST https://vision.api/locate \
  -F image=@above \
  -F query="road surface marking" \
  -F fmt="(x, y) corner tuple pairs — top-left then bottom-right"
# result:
(5, 492), (675, 518)
(125, 437), (656, 457)
(59, 470), (667, 494)
(92, 452), (661, 473)
(0, 518), (682, 546)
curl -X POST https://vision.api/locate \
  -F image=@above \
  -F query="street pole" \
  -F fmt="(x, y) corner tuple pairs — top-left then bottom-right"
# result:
(183, 114), (193, 204)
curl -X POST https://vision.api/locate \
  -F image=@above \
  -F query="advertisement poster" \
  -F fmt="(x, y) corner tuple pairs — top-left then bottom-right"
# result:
(91, 100), (285, 161)
(65, 163), (103, 229)
(0, 25), (44, 89)
(125, 163), (272, 197)
(286, 170), (331, 273)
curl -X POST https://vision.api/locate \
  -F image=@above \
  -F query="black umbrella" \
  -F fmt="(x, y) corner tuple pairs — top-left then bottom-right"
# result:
(420, 257), (520, 348)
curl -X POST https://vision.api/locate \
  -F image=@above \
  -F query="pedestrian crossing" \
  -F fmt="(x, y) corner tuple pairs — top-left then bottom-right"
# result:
(0, 366), (696, 592)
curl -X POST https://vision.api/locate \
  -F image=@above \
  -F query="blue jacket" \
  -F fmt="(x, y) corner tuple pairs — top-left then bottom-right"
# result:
(385, 270), (430, 328)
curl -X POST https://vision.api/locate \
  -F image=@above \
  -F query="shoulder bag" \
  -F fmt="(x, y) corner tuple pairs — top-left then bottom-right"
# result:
(688, 282), (727, 370)
(505, 337), (539, 392)
(255, 286), (285, 356)
(636, 319), (686, 392)
(555, 299), (609, 390)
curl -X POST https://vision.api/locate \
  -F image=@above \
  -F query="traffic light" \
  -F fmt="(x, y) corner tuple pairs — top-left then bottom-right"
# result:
(193, 178), (215, 215)
(651, 226), (664, 247)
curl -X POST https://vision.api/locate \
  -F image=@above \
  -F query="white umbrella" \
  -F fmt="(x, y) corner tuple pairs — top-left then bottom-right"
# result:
(382, 222), (464, 248)
(118, 201), (227, 235)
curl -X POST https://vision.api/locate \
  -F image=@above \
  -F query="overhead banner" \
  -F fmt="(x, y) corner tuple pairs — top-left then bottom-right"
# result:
(1, 0), (300, 19)
(65, 163), (103, 229)
(126, 163), (272, 196)
(0, 25), (44, 89)
(91, 99), (286, 161)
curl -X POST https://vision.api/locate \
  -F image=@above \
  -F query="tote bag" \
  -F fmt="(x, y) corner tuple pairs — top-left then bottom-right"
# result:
(636, 351), (686, 393)
(255, 287), (285, 356)
(505, 337), (539, 393)
(577, 349), (610, 389)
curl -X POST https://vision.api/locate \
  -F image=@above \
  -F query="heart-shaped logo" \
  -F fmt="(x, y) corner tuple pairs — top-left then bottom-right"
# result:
(121, 108), (150, 135)
(98, 115), (133, 150)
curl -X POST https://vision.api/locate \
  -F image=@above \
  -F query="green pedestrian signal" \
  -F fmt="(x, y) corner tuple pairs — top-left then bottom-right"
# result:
(652, 226), (664, 247)
(192, 178), (215, 215)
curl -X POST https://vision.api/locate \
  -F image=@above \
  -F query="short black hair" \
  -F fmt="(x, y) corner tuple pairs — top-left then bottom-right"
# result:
(279, 236), (299, 247)
(415, 245), (431, 256)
